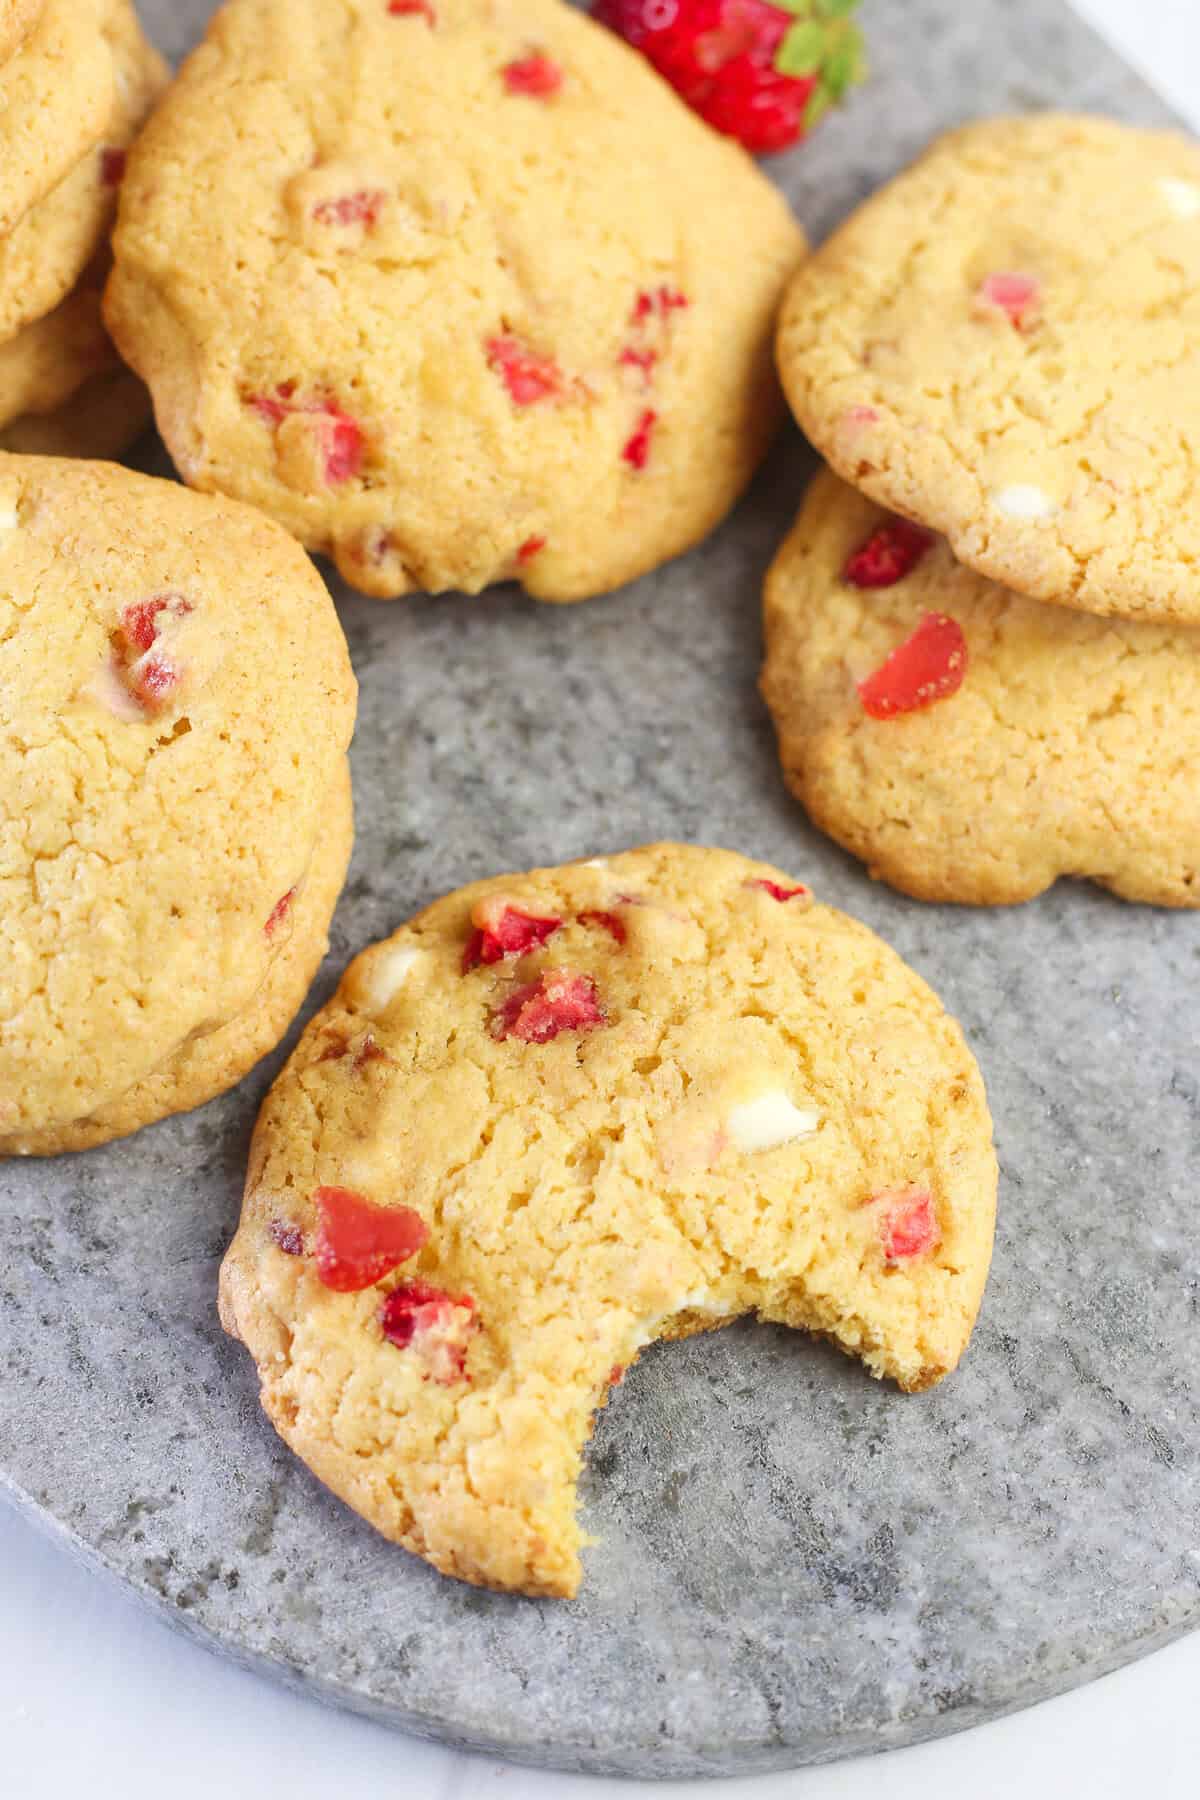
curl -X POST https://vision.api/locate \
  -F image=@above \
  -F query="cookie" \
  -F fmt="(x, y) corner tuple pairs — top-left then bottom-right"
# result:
(761, 469), (1200, 907)
(219, 844), (996, 1597)
(105, 0), (805, 603)
(0, 283), (117, 429)
(0, 367), (152, 461)
(0, 14), (168, 345)
(0, 0), (116, 239)
(777, 114), (1200, 624)
(0, 0), (42, 64)
(0, 455), (357, 1147)
(3, 762), (354, 1156)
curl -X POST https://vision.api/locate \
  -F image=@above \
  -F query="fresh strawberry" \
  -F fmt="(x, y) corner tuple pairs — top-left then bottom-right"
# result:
(592, 0), (865, 155)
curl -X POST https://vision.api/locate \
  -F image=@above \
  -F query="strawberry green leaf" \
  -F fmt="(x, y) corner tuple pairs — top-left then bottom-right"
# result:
(824, 32), (865, 98)
(775, 19), (826, 76)
(815, 0), (861, 15)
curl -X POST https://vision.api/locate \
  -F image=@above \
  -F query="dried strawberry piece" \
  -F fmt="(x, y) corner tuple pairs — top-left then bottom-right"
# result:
(100, 147), (127, 187)
(269, 1219), (306, 1257)
(120, 594), (192, 653)
(843, 518), (933, 588)
(503, 53), (564, 96)
(858, 613), (968, 720)
(312, 189), (386, 228)
(746, 878), (810, 903)
(264, 889), (296, 939)
(462, 897), (563, 972)
(491, 969), (605, 1043)
(517, 535), (546, 563)
(608, 1363), (626, 1387)
(974, 272), (1041, 331)
(577, 908), (627, 944)
(631, 287), (689, 324)
(486, 334), (566, 405)
(379, 1280), (477, 1383)
(313, 1186), (428, 1293)
(622, 408), (657, 470)
(318, 410), (364, 484)
(387, 0), (435, 19)
(619, 346), (657, 387)
(867, 1187), (940, 1263)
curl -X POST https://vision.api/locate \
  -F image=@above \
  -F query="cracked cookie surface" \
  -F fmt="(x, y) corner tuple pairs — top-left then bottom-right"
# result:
(762, 469), (1200, 907)
(0, 454), (356, 1143)
(4, 761), (354, 1155)
(219, 843), (996, 1597)
(0, 0), (119, 238)
(105, 0), (805, 603)
(777, 114), (1200, 623)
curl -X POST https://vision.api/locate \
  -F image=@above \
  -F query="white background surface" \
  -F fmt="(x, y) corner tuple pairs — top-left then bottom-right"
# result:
(4, 3), (1198, 1795)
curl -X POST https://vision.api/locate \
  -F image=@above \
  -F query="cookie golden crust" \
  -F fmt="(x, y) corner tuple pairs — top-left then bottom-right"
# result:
(0, 455), (357, 1142)
(0, 0), (117, 239)
(761, 470), (1200, 908)
(4, 762), (354, 1156)
(105, 0), (805, 604)
(777, 114), (1200, 624)
(0, 368), (152, 461)
(220, 844), (997, 1598)
(0, 285), (118, 429)
(0, 0), (42, 64)
(0, 15), (168, 345)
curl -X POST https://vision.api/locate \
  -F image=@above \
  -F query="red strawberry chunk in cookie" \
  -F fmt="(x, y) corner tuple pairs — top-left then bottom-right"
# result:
(312, 189), (386, 229)
(503, 53), (564, 96)
(314, 1186), (429, 1293)
(517, 535), (546, 563)
(577, 908), (627, 943)
(623, 409), (657, 470)
(868, 1187), (940, 1262)
(491, 969), (605, 1042)
(387, 0), (435, 20)
(843, 518), (933, 588)
(269, 1219), (306, 1257)
(974, 272), (1042, 331)
(462, 897), (563, 971)
(114, 594), (193, 714)
(858, 613), (968, 720)
(486, 335), (566, 405)
(120, 593), (192, 652)
(379, 1281), (477, 1384)
(631, 287), (689, 324)
(264, 888), (296, 939)
(746, 878), (810, 903)
(248, 389), (364, 485)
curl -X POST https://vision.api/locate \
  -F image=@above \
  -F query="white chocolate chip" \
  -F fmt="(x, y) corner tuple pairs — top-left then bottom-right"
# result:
(583, 858), (609, 870)
(82, 657), (144, 722)
(727, 1090), (821, 1154)
(365, 944), (424, 1014)
(0, 495), (18, 532)
(992, 483), (1057, 521)
(1159, 177), (1200, 219)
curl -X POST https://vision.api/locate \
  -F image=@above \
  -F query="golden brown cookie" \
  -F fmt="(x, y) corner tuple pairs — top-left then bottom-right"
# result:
(0, 455), (356, 1147)
(0, 367), (152, 461)
(0, 12), (168, 345)
(777, 114), (1200, 623)
(0, 0), (116, 238)
(762, 469), (1200, 907)
(4, 761), (354, 1156)
(105, 0), (805, 603)
(220, 844), (996, 1597)
(0, 284), (117, 429)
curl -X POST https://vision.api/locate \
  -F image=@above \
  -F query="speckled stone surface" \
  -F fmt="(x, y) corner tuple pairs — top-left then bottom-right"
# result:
(1, 0), (1197, 1780)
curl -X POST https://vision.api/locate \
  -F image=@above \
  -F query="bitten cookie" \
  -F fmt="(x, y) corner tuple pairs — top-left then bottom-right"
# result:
(777, 114), (1200, 623)
(220, 844), (997, 1597)
(761, 469), (1200, 907)
(0, 455), (357, 1149)
(4, 763), (354, 1156)
(105, 0), (805, 603)
(0, 0), (116, 238)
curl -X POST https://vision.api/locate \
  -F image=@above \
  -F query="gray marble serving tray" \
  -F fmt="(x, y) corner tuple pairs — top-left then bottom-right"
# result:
(1, 0), (1197, 1780)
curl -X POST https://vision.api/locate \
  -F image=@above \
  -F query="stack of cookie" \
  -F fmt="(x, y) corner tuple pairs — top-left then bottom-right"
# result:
(763, 114), (1200, 908)
(0, 0), (167, 461)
